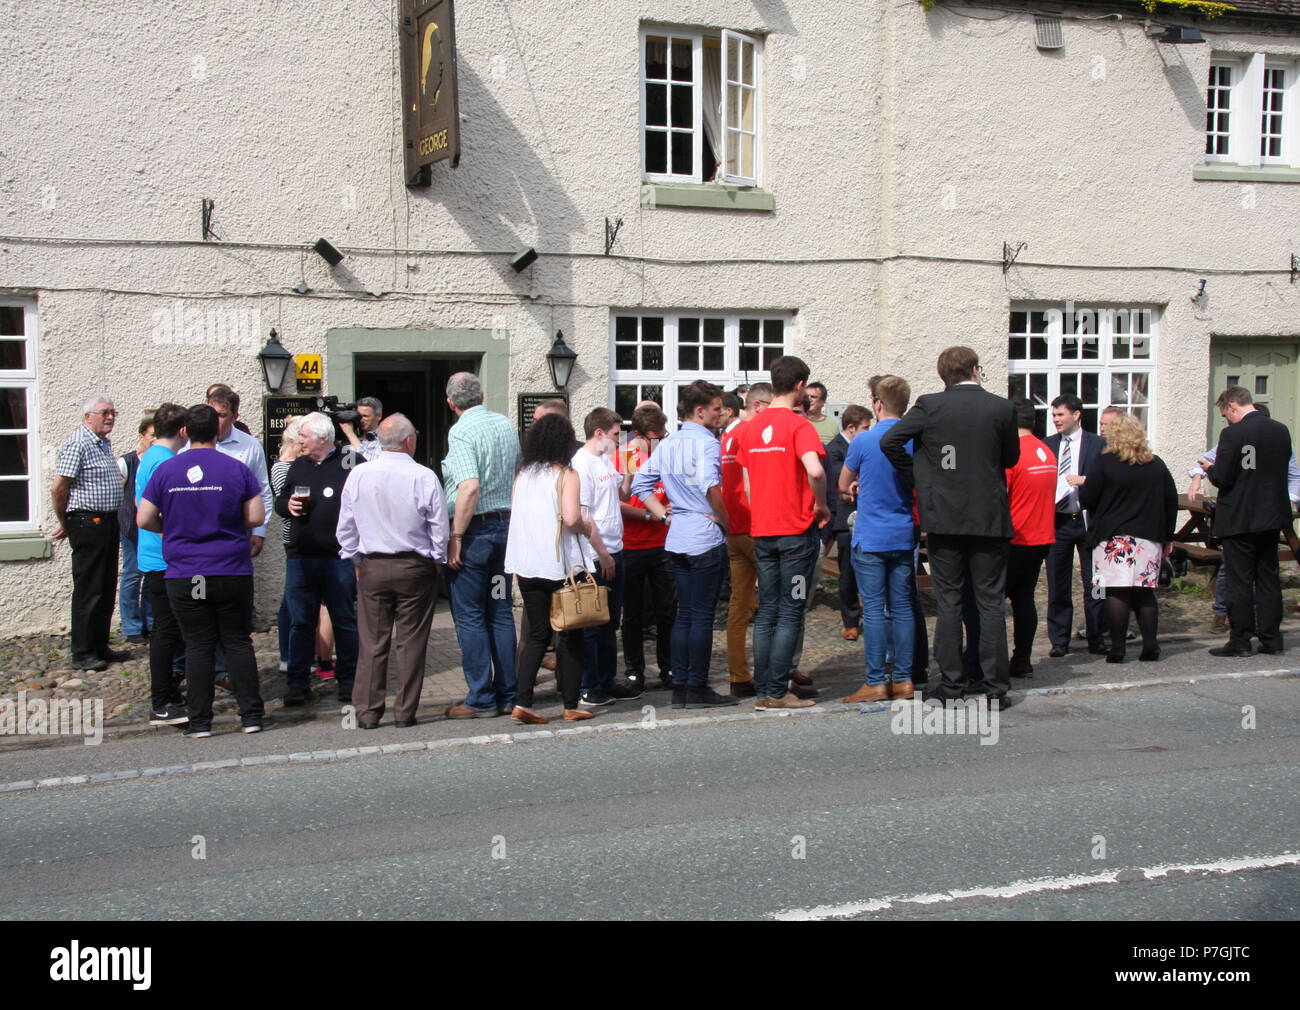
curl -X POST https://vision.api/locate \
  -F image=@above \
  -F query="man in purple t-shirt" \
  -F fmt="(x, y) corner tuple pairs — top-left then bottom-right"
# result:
(139, 404), (266, 737)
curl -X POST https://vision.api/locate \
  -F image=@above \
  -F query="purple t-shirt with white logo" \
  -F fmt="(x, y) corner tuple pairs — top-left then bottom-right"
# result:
(141, 448), (260, 579)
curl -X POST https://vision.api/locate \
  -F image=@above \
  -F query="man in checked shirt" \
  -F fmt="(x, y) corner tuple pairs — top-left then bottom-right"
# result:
(51, 394), (133, 672)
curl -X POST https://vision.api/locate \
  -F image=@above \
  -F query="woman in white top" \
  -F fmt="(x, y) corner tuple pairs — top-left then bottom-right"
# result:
(505, 413), (612, 724)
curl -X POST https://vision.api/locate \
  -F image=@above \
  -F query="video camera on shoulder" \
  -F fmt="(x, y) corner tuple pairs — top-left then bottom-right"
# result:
(314, 395), (360, 444)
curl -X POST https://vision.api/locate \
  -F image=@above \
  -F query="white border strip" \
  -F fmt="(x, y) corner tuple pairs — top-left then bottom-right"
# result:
(771, 852), (1300, 920)
(2, 667), (1296, 795)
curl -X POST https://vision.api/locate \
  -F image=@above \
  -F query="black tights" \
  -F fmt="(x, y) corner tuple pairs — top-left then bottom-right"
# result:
(1104, 588), (1158, 655)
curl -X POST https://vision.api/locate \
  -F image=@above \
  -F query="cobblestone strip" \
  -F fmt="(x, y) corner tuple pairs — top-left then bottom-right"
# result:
(4, 669), (1295, 795)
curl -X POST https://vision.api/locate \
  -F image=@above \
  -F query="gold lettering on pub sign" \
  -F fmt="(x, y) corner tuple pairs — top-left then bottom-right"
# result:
(418, 130), (449, 156)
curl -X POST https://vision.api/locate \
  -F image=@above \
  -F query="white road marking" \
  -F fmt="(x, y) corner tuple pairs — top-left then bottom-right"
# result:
(771, 852), (1300, 920)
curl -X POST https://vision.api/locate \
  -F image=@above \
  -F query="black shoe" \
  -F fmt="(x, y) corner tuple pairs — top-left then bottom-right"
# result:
(1258, 645), (1285, 655)
(625, 673), (646, 693)
(988, 694), (1014, 710)
(1208, 644), (1252, 657)
(394, 717), (418, 728)
(183, 725), (212, 738)
(284, 686), (311, 706)
(671, 685), (688, 709)
(74, 654), (109, 672)
(730, 679), (757, 697)
(1105, 652), (1125, 664)
(1139, 646), (1161, 662)
(1088, 645), (1108, 656)
(1009, 663), (1033, 678)
(148, 703), (189, 726)
(241, 721), (262, 734)
(1048, 644), (1068, 658)
(125, 634), (147, 644)
(686, 686), (740, 708)
(607, 681), (643, 700)
(214, 674), (231, 693)
(657, 676), (673, 691)
(579, 690), (615, 708)
(99, 648), (132, 663)
(358, 717), (381, 730)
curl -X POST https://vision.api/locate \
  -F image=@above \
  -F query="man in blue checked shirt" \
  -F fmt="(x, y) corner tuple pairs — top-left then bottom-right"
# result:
(630, 380), (738, 710)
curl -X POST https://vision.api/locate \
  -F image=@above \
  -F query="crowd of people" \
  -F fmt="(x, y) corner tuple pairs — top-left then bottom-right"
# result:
(49, 349), (1295, 735)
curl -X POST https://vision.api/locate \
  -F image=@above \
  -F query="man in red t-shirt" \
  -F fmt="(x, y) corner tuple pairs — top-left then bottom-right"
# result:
(617, 403), (676, 692)
(721, 383), (772, 695)
(736, 357), (830, 709)
(1005, 397), (1057, 678)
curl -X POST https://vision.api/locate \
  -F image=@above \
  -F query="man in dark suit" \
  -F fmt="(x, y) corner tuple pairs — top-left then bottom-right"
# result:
(1204, 386), (1294, 656)
(881, 347), (1019, 707)
(1043, 393), (1108, 657)
(824, 405), (872, 638)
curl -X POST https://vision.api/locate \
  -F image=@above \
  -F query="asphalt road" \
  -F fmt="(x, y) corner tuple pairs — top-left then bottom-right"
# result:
(1, 677), (1296, 920)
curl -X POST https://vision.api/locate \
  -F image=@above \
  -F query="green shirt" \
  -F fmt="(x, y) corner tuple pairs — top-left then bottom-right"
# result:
(441, 404), (520, 514)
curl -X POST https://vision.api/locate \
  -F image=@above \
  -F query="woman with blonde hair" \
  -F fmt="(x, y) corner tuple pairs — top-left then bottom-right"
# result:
(1078, 414), (1178, 662)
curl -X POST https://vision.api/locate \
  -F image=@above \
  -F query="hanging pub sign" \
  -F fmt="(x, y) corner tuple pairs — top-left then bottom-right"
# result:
(401, 0), (461, 186)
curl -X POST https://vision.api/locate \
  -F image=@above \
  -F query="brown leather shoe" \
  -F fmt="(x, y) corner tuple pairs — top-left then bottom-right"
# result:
(757, 694), (815, 710)
(788, 681), (820, 699)
(730, 679), (756, 697)
(889, 680), (915, 700)
(790, 668), (814, 686)
(541, 653), (557, 671)
(1212, 615), (1228, 632)
(511, 706), (549, 725)
(844, 683), (890, 704)
(563, 708), (594, 721)
(843, 627), (860, 641)
(446, 703), (500, 719)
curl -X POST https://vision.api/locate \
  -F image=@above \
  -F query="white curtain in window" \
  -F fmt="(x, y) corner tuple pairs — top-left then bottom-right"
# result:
(701, 45), (722, 179)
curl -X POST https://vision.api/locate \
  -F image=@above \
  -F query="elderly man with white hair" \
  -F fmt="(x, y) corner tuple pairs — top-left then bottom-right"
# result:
(274, 412), (364, 707)
(337, 413), (447, 729)
(51, 394), (132, 672)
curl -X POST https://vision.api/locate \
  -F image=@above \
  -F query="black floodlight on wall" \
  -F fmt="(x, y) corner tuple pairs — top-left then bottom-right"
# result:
(313, 238), (344, 266)
(258, 328), (294, 393)
(510, 247), (538, 272)
(547, 331), (578, 390)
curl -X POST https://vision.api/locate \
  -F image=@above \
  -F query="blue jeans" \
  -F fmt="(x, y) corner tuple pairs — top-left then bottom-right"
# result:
(753, 524), (820, 698)
(582, 550), (625, 693)
(852, 546), (915, 685)
(118, 535), (152, 636)
(286, 556), (358, 690)
(669, 542), (727, 688)
(447, 516), (516, 711)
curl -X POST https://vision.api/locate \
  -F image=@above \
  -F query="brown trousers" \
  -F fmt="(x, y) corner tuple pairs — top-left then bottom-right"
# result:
(354, 554), (440, 723)
(726, 533), (758, 682)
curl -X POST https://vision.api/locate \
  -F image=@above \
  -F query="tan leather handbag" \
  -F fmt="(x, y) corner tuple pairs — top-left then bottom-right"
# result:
(548, 469), (610, 631)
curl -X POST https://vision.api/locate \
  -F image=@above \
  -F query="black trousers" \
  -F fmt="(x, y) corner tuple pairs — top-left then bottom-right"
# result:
(516, 576), (582, 709)
(621, 546), (676, 679)
(66, 512), (119, 659)
(145, 571), (185, 709)
(166, 575), (263, 729)
(927, 534), (1010, 700)
(1046, 515), (1106, 649)
(1006, 544), (1050, 671)
(835, 531), (861, 628)
(1222, 531), (1283, 652)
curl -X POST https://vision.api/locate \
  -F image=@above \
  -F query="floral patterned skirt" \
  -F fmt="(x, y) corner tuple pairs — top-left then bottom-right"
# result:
(1092, 535), (1163, 589)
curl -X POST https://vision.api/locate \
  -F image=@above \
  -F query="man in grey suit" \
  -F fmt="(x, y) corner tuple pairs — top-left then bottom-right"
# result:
(881, 347), (1019, 707)
(1043, 393), (1108, 657)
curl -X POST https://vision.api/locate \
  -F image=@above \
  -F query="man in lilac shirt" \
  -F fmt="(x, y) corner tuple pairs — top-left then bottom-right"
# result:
(630, 380), (737, 710)
(336, 414), (448, 729)
(138, 404), (266, 737)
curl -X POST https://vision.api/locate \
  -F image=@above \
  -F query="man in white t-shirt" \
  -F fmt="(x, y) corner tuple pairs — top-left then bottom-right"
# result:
(572, 407), (635, 707)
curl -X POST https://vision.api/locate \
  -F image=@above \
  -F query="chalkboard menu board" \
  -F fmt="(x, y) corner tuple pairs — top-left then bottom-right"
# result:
(517, 392), (569, 438)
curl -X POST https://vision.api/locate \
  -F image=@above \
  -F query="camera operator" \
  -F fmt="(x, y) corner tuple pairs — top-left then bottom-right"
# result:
(341, 396), (383, 463)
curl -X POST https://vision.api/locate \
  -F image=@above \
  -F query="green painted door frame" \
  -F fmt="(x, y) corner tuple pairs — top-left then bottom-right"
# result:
(1208, 338), (1300, 447)
(325, 327), (510, 416)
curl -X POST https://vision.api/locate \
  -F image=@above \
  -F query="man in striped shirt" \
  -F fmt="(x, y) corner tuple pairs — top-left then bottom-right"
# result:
(442, 372), (521, 717)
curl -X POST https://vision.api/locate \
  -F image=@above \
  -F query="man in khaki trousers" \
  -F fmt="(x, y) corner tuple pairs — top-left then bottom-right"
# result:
(336, 414), (448, 729)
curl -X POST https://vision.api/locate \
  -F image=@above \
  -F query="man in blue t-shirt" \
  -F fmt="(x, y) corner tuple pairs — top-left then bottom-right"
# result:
(139, 404), (266, 737)
(134, 403), (189, 726)
(838, 375), (916, 703)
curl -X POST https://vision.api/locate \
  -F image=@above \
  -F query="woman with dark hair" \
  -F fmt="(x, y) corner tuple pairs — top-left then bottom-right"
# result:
(1078, 414), (1179, 662)
(505, 413), (612, 723)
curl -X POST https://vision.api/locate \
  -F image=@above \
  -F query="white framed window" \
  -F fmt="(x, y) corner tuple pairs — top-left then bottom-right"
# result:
(610, 311), (790, 426)
(1205, 55), (1299, 167)
(1006, 304), (1157, 439)
(640, 27), (762, 186)
(0, 301), (39, 532)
